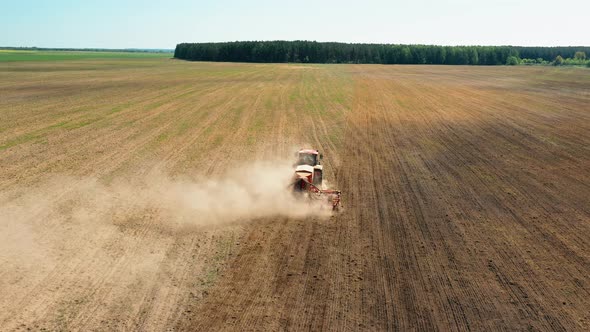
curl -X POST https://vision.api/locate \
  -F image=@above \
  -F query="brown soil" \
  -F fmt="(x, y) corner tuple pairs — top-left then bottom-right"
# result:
(1, 60), (589, 331)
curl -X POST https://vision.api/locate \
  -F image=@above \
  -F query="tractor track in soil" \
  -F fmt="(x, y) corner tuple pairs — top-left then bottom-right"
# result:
(1, 60), (589, 331)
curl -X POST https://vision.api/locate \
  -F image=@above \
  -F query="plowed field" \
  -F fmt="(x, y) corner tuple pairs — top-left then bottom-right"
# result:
(1, 58), (589, 331)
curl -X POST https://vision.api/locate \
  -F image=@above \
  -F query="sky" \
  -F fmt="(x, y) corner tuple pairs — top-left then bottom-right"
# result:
(1, 0), (588, 49)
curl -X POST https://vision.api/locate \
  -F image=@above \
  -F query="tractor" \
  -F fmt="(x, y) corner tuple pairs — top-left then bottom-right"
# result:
(292, 149), (341, 211)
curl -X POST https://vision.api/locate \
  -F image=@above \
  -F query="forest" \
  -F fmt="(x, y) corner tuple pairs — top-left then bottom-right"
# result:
(174, 41), (590, 65)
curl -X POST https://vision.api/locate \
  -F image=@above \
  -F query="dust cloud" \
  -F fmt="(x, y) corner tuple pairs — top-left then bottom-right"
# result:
(0, 160), (336, 329)
(0, 160), (333, 232)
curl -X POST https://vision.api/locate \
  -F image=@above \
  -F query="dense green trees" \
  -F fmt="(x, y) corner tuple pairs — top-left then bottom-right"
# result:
(554, 55), (564, 66)
(517, 47), (590, 62)
(574, 51), (586, 60)
(174, 41), (590, 66)
(506, 56), (520, 65)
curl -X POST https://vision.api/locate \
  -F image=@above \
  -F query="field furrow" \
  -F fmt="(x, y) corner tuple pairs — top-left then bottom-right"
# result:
(1, 59), (589, 331)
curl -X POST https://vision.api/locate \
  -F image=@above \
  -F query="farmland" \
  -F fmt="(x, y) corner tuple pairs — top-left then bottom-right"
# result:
(1, 55), (589, 331)
(0, 50), (171, 62)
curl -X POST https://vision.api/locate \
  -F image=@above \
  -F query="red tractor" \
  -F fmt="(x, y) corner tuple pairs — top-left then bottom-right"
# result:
(292, 149), (341, 211)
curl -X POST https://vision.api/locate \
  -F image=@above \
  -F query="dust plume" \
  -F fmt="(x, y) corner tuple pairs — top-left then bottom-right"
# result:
(0, 160), (336, 328)
(0, 160), (333, 232)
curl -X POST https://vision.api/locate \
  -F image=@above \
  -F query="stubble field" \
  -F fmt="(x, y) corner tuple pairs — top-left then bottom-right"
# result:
(1, 55), (589, 331)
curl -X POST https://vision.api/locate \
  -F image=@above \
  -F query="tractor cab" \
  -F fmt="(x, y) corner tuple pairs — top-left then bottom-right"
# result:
(296, 149), (322, 167)
(294, 149), (323, 186)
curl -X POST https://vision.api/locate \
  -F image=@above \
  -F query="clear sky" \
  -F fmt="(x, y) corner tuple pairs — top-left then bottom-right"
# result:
(2, 0), (588, 49)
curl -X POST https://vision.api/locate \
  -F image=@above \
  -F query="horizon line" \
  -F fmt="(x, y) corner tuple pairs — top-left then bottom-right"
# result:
(2, 41), (590, 50)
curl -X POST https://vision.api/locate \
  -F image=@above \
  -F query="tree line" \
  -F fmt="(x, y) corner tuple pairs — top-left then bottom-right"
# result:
(518, 51), (589, 67)
(174, 41), (590, 65)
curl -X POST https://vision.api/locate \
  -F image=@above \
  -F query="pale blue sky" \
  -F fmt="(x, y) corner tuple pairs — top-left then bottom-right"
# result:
(2, 0), (588, 49)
